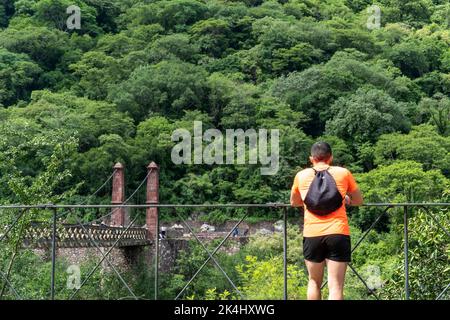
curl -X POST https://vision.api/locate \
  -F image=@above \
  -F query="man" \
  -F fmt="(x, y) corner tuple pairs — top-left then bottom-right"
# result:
(290, 142), (363, 300)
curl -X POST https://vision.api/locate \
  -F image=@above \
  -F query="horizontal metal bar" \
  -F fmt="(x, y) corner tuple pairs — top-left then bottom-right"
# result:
(0, 203), (449, 209)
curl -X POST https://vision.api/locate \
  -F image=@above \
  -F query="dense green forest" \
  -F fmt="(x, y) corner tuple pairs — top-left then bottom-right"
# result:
(0, 0), (449, 299)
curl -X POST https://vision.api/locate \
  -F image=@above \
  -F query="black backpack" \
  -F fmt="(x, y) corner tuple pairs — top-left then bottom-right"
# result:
(304, 167), (343, 216)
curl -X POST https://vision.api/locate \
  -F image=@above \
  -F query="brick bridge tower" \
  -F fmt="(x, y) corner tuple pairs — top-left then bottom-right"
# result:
(111, 162), (126, 226)
(146, 162), (159, 240)
(110, 161), (159, 239)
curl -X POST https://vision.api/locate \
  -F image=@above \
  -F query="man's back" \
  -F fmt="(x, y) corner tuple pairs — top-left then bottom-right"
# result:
(291, 164), (358, 237)
(291, 141), (363, 300)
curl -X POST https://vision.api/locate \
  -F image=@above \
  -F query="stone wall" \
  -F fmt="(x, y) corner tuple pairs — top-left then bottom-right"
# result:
(33, 241), (193, 274)
(33, 245), (153, 272)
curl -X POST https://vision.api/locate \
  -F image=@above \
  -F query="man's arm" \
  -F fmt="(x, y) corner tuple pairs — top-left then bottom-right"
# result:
(345, 170), (363, 206)
(290, 174), (304, 207)
(345, 189), (363, 206)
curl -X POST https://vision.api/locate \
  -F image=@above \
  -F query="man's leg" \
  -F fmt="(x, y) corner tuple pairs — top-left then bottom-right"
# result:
(326, 259), (347, 300)
(305, 260), (325, 300)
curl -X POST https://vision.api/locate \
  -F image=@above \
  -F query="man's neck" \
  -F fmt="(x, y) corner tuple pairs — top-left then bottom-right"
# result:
(313, 162), (330, 167)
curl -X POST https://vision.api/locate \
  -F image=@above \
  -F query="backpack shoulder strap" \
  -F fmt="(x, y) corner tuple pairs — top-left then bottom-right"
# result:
(312, 166), (331, 173)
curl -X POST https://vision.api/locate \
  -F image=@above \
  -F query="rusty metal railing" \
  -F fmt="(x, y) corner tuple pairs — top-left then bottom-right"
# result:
(0, 203), (449, 300)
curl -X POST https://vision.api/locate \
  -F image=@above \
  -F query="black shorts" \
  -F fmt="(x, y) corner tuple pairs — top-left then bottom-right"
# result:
(303, 234), (351, 263)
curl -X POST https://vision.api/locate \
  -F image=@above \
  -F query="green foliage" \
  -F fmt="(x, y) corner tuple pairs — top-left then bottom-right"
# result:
(326, 87), (411, 144)
(0, 251), (152, 300)
(70, 51), (123, 100)
(163, 239), (243, 299)
(148, 33), (200, 63)
(190, 18), (232, 58)
(0, 26), (70, 69)
(0, 48), (41, 106)
(381, 208), (450, 299)
(374, 125), (450, 175)
(0, 0), (449, 300)
(108, 60), (209, 121)
(353, 161), (449, 230)
(358, 160), (448, 203)
(168, 225), (307, 300)
(272, 50), (419, 136)
(419, 93), (450, 136)
(271, 42), (323, 75)
(385, 40), (431, 79)
(383, 0), (434, 29)
(21, 90), (135, 150)
(244, 224), (303, 264)
(236, 255), (307, 299)
(118, 0), (208, 31)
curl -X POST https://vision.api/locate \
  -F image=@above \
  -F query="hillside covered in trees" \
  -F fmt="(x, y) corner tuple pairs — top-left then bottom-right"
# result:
(0, 0), (449, 299)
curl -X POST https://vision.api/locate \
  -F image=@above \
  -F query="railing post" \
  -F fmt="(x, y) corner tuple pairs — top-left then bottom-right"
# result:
(283, 207), (288, 300)
(50, 206), (57, 300)
(111, 163), (126, 226)
(154, 211), (159, 300)
(404, 205), (410, 300)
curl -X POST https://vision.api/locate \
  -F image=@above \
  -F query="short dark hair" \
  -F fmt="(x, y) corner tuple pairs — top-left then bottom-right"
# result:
(311, 141), (332, 161)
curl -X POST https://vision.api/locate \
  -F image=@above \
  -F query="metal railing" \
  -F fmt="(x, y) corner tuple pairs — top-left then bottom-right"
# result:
(0, 203), (449, 300)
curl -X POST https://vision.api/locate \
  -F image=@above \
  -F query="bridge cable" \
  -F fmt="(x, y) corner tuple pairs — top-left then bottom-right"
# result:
(56, 169), (117, 219)
(51, 208), (139, 300)
(79, 169), (151, 226)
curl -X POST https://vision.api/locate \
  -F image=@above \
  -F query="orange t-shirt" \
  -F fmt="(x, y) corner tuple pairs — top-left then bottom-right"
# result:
(290, 164), (358, 237)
